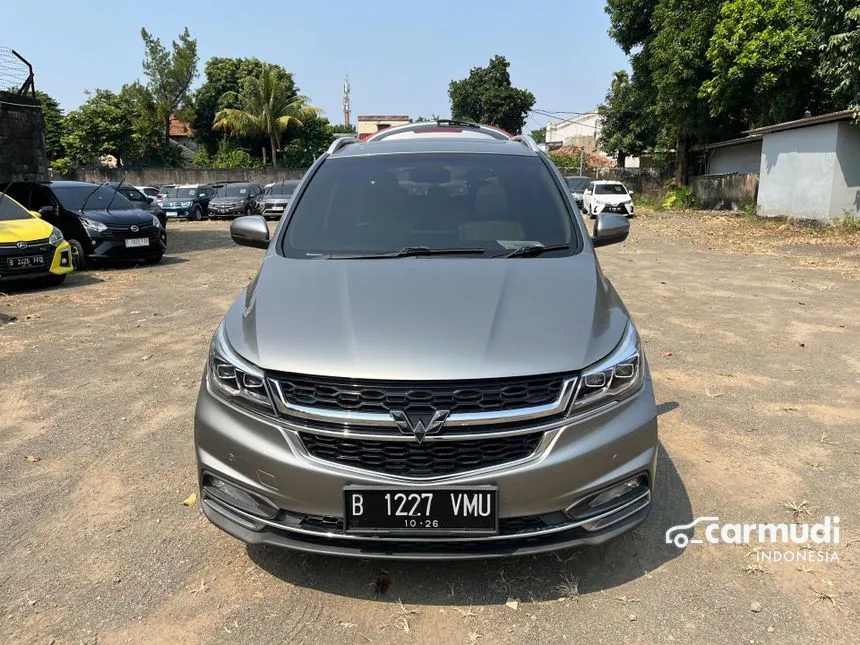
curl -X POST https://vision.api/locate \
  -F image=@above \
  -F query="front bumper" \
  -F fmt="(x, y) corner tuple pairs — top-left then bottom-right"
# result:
(86, 231), (167, 261)
(0, 241), (73, 283)
(194, 375), (659, 559)
(209, 205), (246, 216)
(593, 203), (635, 216)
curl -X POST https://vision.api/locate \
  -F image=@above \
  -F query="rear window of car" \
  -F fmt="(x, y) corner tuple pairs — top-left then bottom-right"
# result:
(281, 153), (576, 259)
(567, 177), (590, 191)
(595, 183), (628, 195)
(0, 194), (31, 221)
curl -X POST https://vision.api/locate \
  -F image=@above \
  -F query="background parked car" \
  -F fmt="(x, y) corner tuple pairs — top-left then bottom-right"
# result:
(154, 185), (176, 205)
(256, 180), (300, 218)
(566, 176), (591, 208)
(108, 183), (167, 228)
(135, 186), (160, 201)
(208, 183), (263, 219)
(5, 181), (167, 268)
(160, 184), (215, 221)
(0, 191), (73, 286)
(582, 180), (635, 218)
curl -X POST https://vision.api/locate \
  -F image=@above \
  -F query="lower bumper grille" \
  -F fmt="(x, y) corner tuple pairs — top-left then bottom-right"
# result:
(299, 432), (543, 476)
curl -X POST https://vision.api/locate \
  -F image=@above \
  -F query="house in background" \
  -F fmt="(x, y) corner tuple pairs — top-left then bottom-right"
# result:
(545, 111), (601, 152)
(357, 115), (411, 140)
(169, 115), (197, 151)
(695, 110), (859, 221)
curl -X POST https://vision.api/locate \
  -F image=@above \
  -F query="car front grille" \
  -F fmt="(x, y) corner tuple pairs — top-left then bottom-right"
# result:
(601, 205), (628, 214)
(273, 373), (566, 416)
(299, 432), (543, 477)
(102, 223), (158, 239)
(0, 240), (54, 272)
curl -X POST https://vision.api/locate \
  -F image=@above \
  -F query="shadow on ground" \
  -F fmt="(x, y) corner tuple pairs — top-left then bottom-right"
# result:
(0, 272), (103, 295)
(166, 223), (244, 253)
(247, 441), (691, 605)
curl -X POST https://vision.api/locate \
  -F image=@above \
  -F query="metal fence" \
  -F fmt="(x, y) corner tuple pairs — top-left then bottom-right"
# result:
(0, 47), (34, 96)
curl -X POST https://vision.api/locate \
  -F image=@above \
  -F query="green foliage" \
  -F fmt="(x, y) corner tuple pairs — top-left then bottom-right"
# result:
(598, 69), (657, 165)
(35, 91), (65, 160)
(700, 0), (819, 127)
(832, 212), (860, 231)
(50, 157), (73, 177)
(280, 116), (335, 168)
(192, 57), (296, 154)
(547, 152), (576, 168)
(331, 123), (356, 134)
(661, 185), (697, 210)
(605, 0), (659, 53)
(529, 127), (546, 144)
(194, 138), (261, 169)
(140, 27), (198, 142)
(814, 0), (860, 114)
(213, 64), (320, 167)
(62, 89), (134, 165)
(448, 55), (536, 134)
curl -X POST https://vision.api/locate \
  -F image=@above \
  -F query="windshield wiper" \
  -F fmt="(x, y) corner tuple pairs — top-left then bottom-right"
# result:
(493, 243), (570, 258)
(326, 246), (486, 260)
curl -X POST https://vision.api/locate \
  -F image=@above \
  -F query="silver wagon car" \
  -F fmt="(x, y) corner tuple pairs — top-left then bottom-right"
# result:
(194, 132), (658, 559)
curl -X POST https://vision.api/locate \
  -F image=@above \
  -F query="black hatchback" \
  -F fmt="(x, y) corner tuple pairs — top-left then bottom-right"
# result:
(5, 181), (167, 268)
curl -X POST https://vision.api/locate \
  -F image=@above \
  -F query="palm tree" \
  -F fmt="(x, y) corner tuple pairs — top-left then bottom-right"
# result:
(213, 64), (321, 167)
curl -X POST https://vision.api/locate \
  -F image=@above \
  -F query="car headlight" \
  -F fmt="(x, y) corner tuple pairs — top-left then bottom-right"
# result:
(151, 215), (161, 228)
(208, 324), (275, 415)
(80, 217), (107, 234)
(571, 323), (644, 412)
(48, 226), (64, 246)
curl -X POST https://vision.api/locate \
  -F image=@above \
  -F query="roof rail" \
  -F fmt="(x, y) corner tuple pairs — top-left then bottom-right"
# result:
(511, 134), (542, 153)
(326, 136), (361, 155)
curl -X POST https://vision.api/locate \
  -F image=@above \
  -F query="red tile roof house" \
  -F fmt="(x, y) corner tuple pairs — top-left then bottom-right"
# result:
(169, 115), (197, 151)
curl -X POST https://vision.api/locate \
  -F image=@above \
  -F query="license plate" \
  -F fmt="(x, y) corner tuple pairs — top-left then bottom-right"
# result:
(270, 205), (284, 211)
(344, 487), (498, 534)
(10, 255), (45, 268)
(125, 238), (150, 248)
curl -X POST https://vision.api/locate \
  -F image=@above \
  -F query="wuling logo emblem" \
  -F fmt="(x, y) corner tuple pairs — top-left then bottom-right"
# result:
(391, 410), (450, 443)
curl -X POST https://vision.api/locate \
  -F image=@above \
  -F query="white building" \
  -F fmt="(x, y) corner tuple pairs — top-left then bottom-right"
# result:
(545, 112), (601, 150)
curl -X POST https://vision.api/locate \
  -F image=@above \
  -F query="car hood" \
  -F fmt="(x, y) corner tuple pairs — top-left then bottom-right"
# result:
(211, 197), (244, 204)
(593, 194), (632, 205)
(79, 208), (153, 225)
(222, 253), (630, 380)
(0, 216), (53, 243)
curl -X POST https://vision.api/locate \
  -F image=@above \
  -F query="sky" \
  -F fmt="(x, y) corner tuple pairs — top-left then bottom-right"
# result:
(3, 0), (630, 133)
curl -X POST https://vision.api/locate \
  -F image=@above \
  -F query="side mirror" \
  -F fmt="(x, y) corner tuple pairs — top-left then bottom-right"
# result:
(628, 190), (634, 197)
(37, 205), (55, 218)
(230, 215), (270, 249)
(591, 213), (630, 248)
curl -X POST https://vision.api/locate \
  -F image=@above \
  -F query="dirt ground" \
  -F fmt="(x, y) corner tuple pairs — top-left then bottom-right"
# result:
(1, 211), (858, 645)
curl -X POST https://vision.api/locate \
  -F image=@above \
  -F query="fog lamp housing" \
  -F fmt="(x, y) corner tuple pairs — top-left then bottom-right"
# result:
(203, 474), (279, 520)
(565, 474), (650, 520)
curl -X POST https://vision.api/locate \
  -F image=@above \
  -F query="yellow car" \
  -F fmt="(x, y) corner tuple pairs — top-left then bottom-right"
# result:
(0, 192), (73, 285)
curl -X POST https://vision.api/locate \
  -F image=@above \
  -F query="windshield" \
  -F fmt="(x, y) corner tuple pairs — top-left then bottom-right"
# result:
(281, 153), (575, 259)
(567, 177), (590, 191)
(0, 193), (31, 221)
(216, 185), (249, 198)
(52, 185), (134, 211)
(169, 187), (200, 199)
(595, 183), (628, 196)
(267, 181), (299, 196)
(158, 185), (175, 194)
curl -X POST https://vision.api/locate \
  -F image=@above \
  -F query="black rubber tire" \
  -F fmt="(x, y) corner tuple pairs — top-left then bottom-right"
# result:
(244, 205), (251, 216)
(191, 206), (203, 221)
(68, 239), (86, 269)
(144, 254), (163, 265)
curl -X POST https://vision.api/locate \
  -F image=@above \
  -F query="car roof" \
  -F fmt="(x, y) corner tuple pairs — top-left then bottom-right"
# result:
(592, 180), (625, 185)
(48, 180), (100, 188)
(366, 120), (512, 142)
(330, 137), (537, 159)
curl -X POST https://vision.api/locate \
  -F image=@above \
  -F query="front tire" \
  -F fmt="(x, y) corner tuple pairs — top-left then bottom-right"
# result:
(68, 239), (86, 269)
(190, 206), (203, 221)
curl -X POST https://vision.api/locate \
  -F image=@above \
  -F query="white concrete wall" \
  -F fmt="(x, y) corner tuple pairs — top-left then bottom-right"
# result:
(545, 113), (601, 144)
(832, 121), (860, 218)
(708, 141), (763, 174)
(758, 123), (840, 221)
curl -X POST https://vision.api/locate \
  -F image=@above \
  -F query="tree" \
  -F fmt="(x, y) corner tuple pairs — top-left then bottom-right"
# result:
(62, 90), (134, 165)
(700, 0), (819, 128)
(213, 63), (320, 167)
(331, 123), (356, 133)
(814, 0), (860, 114)
(598, 70), (659, 167)
(605, 0), (659, 53)
(140, 27), (198, 145)
(448, 56), (536, 134)
(192, 57), (297, 155)
(529, 127), (546, 143)
(280, 115), (335, 168)
(35, 91), (65, 160)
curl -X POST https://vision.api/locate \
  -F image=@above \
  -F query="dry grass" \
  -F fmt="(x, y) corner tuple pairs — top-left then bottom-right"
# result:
(555, 574), (580, 600)
(783, 499), (812, 522)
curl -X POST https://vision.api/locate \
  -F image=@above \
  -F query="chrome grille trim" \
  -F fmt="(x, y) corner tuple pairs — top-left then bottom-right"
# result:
(268, 376), (578, 428)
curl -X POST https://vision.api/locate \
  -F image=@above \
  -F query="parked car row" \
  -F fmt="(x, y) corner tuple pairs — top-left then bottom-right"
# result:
(1, 180), (167, 287)
(150, 181), (302, 220)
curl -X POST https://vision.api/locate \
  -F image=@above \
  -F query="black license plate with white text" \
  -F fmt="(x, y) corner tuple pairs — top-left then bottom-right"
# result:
(344, 487), (498, 534)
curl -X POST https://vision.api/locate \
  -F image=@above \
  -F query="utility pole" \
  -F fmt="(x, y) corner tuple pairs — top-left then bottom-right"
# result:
(342, 75), (351, 127)
(579, 148), (584, 176)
